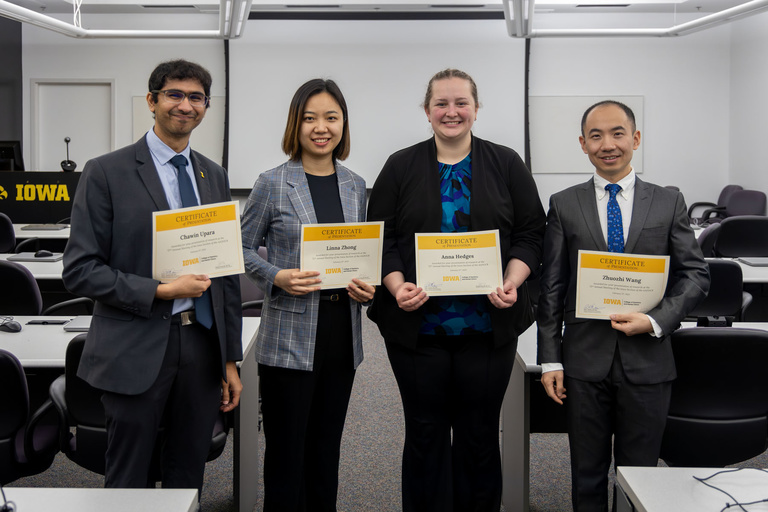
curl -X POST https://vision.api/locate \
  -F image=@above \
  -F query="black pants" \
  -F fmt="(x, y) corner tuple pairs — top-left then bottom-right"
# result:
(260, 299), (356, 512)
(386, 333), (516, 512)
(566, 350), (672, 512)
(101, 318), (221, 494)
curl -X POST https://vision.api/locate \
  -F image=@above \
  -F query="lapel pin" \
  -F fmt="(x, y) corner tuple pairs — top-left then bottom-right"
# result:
(200, 171), (205, 178)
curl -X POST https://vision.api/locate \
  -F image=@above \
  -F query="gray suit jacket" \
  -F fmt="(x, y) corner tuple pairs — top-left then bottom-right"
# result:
(536, 177), (709, 384)
(63, 135), (243, 395)
(240, 159), (367, 371)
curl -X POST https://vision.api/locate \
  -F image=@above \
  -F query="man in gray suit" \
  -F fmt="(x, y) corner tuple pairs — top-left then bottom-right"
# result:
(537, 100), (709, 512)
(63, 59), (242, 493)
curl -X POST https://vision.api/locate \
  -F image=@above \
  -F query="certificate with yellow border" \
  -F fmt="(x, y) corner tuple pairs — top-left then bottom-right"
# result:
(152, 201), (245, 282)
(415, 230), (503, 296)
(576, 250), (670, 320)
(300, 222), (384, 289)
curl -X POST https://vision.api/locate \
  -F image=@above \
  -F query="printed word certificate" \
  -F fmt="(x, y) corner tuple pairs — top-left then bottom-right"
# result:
(300, 222), (384, 289)
(415, 230), (503, 296)
(576, 250), (670, 320)
(152, 201), (245, 282)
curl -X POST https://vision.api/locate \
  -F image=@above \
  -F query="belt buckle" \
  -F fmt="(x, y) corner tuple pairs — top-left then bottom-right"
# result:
(329, 294), (339, 302)
(180, 311), (196, 326)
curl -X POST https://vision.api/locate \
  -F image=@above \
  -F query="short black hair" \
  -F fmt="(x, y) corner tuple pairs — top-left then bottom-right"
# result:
(148, 59), (212, 108)
(282, 78), (351, 162)
(581, 100), (636, 136)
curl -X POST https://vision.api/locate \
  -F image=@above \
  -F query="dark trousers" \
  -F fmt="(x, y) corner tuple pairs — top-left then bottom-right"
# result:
(101, 318), (221, 494)
(566, 351), (672, 512)
(260, 299), (356, 512)
(385, 333), (516, 512)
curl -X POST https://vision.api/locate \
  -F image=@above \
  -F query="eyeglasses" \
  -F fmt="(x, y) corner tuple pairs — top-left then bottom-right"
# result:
(152, 89), (209, 107)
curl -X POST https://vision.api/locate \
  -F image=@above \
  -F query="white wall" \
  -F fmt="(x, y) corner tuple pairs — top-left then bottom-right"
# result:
(20, 13), (742, 209)
(22, 14), (225, 169)
(528, 14), (732, 208)
(730, 11), (768, 194)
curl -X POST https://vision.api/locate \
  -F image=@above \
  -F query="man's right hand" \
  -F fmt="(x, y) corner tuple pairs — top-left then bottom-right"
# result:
(541, 370), (567, 405)
(155, 274), (211, 300)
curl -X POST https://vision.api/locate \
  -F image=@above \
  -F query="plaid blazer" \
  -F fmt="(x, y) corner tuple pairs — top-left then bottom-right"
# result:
(241, 159), (367, 371)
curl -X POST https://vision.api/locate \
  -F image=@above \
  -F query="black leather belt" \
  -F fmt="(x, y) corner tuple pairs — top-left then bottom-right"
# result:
(172, 310), (197, 325)
(319, 294), (341, 302)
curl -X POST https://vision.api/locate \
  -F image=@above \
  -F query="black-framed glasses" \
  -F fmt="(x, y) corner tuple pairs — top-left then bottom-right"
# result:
(152, 89), (209, 107)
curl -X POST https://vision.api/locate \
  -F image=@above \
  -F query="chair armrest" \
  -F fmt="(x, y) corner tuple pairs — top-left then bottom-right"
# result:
(700, 205), (726, 220)
(24, 397), (61, 460)
(242, 300), (264, 313)
(14, 237), (40, 253)
(48, 375), (73, 453)
(43, 297), (94, 316)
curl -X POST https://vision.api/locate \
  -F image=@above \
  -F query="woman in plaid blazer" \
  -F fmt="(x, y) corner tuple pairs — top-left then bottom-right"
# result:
(241, 78), (374, 511)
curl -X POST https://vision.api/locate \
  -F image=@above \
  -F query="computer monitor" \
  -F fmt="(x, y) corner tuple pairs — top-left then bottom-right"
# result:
(0, 140), (24, 171)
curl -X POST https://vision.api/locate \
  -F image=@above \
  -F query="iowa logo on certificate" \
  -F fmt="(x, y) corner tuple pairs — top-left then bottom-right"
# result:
(576, 250), (670, 320)
(415, 230), (503, 296)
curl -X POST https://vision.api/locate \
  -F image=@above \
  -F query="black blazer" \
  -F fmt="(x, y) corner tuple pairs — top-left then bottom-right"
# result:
(367, 135), (546, 349)
(536, 177), (710, 384)
(63, 136), (243, 395)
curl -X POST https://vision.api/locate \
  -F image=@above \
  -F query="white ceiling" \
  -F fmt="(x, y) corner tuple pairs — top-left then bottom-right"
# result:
(6, 0), (752, 15)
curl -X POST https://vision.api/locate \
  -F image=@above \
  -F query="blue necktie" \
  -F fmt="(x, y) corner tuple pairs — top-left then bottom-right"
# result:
(170, 154), (213, 329)
(605, 183), (625, 253)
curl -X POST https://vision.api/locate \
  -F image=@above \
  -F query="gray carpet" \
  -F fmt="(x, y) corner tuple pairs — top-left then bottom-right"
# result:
(9, 314), (768, 511)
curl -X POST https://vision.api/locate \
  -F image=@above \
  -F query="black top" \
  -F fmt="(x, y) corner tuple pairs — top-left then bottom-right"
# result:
(306, 172), (344, 224)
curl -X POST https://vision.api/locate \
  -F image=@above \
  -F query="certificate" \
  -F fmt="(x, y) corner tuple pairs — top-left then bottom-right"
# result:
(575, 250), (670, 320)
(415, 230), (503, 296)
(300, 222), (384, 289)
(152, 201), (245, 282)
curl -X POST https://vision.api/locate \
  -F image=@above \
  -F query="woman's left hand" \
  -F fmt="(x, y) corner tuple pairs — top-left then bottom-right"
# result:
(488, 280), (518, 309)
(347, 278), (376, 303)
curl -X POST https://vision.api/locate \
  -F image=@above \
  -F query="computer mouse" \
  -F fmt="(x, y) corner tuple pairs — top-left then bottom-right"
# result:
(0, 320), (22, 333)
(34, 249), (54, 258)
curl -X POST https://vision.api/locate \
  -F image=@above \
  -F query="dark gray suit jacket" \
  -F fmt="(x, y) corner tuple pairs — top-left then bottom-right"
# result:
(536, 177), (709, 385)
(63, 135), (243, 395)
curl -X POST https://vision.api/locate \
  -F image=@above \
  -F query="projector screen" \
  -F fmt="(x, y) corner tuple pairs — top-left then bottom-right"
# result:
(227, 18), (527, 191)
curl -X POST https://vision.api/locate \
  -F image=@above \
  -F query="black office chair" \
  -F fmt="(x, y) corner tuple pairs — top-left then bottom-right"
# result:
(686, 259), (752, 323)
(0, 259), (93, 315)
(696, 222), (721, 257)
(713, 215), (768, 258)
(49, 334), (229, 479)
(698, 189), (767, 227)
(660, 327), (768, 467)
(241, 246), (267, 317)
(0, 349), (60, 485)
(688, 184), (743, 224)
(0, 212), (15, 253)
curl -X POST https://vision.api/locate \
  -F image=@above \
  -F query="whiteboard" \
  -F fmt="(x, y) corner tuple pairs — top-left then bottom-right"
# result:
(529, 95), (644, 174)
(227, 19), (527, 190)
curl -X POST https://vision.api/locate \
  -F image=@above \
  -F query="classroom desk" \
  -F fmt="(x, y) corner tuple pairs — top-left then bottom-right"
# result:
(735, 259), (768, 283)
(14, 223), (71, 240)
(0, 253), (64, 280)
(500, 322), (768, 512)
(0, 316), (261, 512)
(1, 487), (198, 512)
(616, 466), (768, 512)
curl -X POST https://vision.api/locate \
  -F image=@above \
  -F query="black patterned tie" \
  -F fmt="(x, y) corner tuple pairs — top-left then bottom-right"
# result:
(605, 183), (624, 253)
(170, 154), (213, 328)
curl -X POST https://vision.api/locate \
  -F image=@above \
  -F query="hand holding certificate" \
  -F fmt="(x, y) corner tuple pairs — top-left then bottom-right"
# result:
(300, 222), (384, 289)
(415, 230), (503, 296)
(152, 201), (245, 282)
(575, 250), (670, 320)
